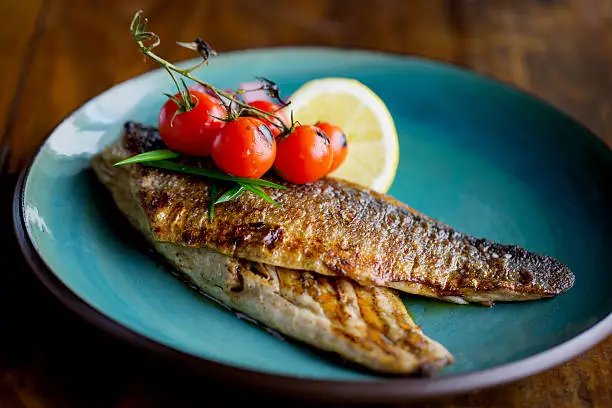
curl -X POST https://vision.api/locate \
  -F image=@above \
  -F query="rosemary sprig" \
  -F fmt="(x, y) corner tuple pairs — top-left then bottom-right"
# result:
(130, 10), (293, 133)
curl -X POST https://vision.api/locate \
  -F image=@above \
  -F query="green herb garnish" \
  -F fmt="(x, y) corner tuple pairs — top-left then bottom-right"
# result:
(215, 185), (246, 204)
(209, 183), (219, 222)
(242, 183), (281, 207)
(140, 159), (286, 189)
(114, 151), (285, 219)
(113, 149), (181, 166)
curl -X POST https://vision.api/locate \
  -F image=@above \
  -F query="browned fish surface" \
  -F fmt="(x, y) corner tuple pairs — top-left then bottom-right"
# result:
(97, 122), (575, 305)
(91, 135), (454, 375)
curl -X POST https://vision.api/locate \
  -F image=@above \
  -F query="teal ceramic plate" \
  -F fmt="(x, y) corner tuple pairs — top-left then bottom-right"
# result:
(13, 48), (612, 402)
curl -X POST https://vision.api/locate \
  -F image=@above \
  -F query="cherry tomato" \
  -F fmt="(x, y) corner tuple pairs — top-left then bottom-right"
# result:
(248, 100), (288, 137)
(315, 122), (348, 172)
(273, 125), (333, 184)
(158, 90), (226, 157)
(211, 117), (276, 178)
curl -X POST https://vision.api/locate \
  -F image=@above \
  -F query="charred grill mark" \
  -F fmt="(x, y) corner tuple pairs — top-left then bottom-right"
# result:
(319, 278), (395, 356)
(336, 280), (361, 319)
(315, 279), (344, 328)
(355, 287), (398, 355)
(375, 289), (428, 355)
(371, 288), (393, 341)
(355, 286), (385, 333)
(387, 291), (416, 327)
(334, 279), (359, 331)
(277, 270), (323, 316)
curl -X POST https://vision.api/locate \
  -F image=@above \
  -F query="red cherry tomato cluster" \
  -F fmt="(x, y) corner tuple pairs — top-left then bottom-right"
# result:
(158, 94), (348, 183)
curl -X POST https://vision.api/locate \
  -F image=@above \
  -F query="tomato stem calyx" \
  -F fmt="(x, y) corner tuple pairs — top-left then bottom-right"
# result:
(277, 110), (301, 142)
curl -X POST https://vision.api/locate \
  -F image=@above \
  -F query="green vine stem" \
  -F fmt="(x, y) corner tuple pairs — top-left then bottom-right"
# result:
(130, 10), (293, 133)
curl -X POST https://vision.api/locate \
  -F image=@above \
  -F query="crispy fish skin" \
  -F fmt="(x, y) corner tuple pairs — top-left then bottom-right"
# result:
(101, 122), (575, 305)
(91, 143), (454, 375)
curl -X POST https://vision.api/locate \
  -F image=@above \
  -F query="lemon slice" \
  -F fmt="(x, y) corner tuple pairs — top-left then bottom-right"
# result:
(285, 78), (399, 193)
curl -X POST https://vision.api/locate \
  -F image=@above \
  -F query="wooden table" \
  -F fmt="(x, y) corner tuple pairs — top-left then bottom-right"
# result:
(1, 0), (610, 406)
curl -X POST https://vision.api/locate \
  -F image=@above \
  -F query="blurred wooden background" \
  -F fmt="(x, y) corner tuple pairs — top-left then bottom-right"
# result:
(0, 0), (610, 406)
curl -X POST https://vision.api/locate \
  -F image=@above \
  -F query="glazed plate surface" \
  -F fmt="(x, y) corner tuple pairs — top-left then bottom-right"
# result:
(14, 47), (612, 401)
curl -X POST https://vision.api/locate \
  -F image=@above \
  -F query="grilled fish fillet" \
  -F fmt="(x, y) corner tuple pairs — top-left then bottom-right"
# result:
(96, 122), (575, 305)
(91, 128), (454, 375)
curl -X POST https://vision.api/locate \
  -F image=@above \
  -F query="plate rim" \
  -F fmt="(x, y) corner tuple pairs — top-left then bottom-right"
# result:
(12, 46), (612, 403)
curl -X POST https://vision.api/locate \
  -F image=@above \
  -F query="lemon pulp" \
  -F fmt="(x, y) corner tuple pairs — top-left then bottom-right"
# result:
(285, 78), (399, 193)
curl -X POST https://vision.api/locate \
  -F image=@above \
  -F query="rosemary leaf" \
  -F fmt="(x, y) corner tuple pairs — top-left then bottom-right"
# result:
(209, 183), (219, 222)
(241, 183), (281, 207)
(143, 160), (287, 189)
(113, 150), (181, 166)
(215, 184), (246, 204)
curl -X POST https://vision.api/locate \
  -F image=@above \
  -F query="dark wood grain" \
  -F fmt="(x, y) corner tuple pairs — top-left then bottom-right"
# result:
(458, 0), (612, 144)
(0, 0), (44, 173)
(1, 0), (610, 406)
(5, 0), (461, 172)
